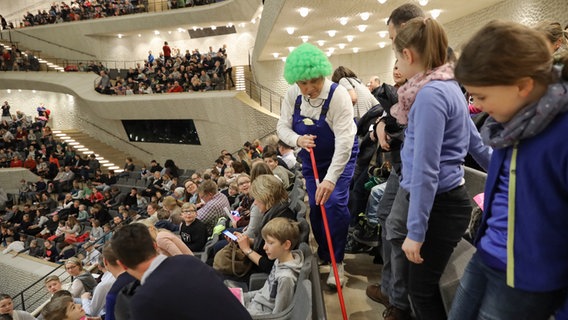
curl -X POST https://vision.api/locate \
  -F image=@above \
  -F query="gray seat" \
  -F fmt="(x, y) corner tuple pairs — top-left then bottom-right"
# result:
(439, 238), (477, 314)
(463, 166), (487, 207)
(310, 255), (327, 320)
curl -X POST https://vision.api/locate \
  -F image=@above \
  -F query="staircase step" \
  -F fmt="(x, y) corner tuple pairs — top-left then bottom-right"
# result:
(54, 129), (146, 172)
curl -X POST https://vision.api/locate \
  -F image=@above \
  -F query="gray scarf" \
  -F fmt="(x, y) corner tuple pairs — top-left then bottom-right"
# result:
(481, 79), (568, 149)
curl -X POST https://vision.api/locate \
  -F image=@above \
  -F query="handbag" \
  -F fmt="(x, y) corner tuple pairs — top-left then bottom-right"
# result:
(213, 242), (252, 278)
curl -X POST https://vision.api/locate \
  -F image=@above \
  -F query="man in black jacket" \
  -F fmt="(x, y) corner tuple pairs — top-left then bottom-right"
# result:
(112, 224), (252, 320)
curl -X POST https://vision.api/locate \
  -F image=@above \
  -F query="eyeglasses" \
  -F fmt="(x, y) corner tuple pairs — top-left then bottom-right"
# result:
(66, 265), (78, 271)
(238, 180), (250, 186)
(182, 209), (196, 213)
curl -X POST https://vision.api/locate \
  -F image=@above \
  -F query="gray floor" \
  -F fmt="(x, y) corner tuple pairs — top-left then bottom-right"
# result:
(319, 252), (386, 320)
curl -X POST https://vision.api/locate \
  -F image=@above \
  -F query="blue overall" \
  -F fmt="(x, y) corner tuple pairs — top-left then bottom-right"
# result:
(292, 83), (358, 263)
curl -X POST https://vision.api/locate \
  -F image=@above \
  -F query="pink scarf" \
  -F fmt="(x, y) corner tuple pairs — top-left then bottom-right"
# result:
(391, 63), (455, 125)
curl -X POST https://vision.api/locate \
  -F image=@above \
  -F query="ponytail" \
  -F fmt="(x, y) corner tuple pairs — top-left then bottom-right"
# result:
(393, 17), (448, 71)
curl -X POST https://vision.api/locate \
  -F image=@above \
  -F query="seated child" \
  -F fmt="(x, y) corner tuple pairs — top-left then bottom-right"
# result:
(89, 220), (104, 243)
(179, 203), (207, 252)
(77, 205), (89, 223)
(244, 217), (303, 315)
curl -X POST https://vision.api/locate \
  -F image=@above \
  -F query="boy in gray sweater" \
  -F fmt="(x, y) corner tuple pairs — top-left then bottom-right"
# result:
(244, 217), (304, 315)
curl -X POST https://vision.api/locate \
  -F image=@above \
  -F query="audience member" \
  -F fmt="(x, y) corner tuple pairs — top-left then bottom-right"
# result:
(110, 223), (252, 319)
(244, 217), (303, 315)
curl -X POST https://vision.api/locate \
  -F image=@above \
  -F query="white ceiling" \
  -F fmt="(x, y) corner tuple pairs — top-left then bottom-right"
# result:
(258, 0), (505, 61)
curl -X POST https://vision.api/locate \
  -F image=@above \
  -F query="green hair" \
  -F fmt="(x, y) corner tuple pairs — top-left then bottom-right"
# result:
(284, 43), (332, 84)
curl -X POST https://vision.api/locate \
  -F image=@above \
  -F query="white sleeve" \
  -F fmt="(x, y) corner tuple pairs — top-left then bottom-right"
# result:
(338, 78), (354, 91)
(323, 85), (356, 184)
(277, 86), (302, 149)
(82, 278), (113, 316)
(69, 278), (85, 298)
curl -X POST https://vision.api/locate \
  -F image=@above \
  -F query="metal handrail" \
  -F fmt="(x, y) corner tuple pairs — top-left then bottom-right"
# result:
(77, 116), (154, 157)
(12, 228), (111, 311)
(245, 78), (283, 115)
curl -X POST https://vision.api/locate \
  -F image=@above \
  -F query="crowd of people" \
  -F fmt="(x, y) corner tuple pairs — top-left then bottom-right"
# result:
(95, 43), (235, 95)
(0, 0), (220, 30)
(0, 111), (309, 318)
(1, 2), (568, 320)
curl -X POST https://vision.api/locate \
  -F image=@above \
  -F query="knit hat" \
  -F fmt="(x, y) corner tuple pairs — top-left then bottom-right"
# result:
(284, 43), (332, 84)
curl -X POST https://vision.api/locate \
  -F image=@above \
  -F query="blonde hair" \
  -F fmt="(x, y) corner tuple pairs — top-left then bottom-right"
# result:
(181, 202), (196, 211)
(261, 217), (300, 249)
(65, 257), (83, 271)
(249, 175), (288, 210)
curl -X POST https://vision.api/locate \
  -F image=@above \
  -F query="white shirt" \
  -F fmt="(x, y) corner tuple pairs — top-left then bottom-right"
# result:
(277, 79), (356, 184)
(2, 241), (25, 254)
(338, 77), (379, 119)
(279, 151), (297, 170)
(82, 271), (115, 316)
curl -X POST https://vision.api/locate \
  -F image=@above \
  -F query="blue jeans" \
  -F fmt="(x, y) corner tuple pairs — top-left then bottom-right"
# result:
(365, 182), (386, 226)
(449, 253), (567, 320)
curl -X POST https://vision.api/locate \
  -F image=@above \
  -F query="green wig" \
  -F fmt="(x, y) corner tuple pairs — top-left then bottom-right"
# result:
(284, 43), (332, 84)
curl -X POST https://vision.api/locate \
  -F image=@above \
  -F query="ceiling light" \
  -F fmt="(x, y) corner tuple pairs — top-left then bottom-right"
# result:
(378, 31), (388, 38)
(238, 23), (245, 28)
(286, 27), (295, 35)
(299, 7), (309, 17)
(326, 52), (332, 57)
(301, 35), (309, 43)
(272, 52), (280, 58)
(251, 18), (256, 24)
(168, 30), (172, 34)
(339, 17), (348, 25)
(227, 22), (233, 27)
(288, 46), (295, 52)
(117, 34), (123, 39)
(138, 34), (141, 37)
(419, 0), (428, 6)
(378, 0), (387, 3)
(327, 30), (337, 37)
(338, 43), (346, 49)
(18, 89), (21, 92)
(346, 35), (354, 42)
(6, 89), (10, 93)
(353, 48), (359, 53)
(316, 40), (325, 47)
(378, 42), (386, 48)
(357, 25), (367, 32)
(360, 12), (370, 21)
(177, 28), (185, 32)
(281, 57), (287, 62)
(192, 26), (197, 31)
(154, 30), (160, 35)
(211, 26), (216, 30)
(328, 48), (335, 53)
(431, 9), (441, 19)
(32, 90), (36, 93)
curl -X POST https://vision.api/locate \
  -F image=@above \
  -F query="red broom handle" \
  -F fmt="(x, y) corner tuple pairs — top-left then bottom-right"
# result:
(308, 147), (348, 320)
